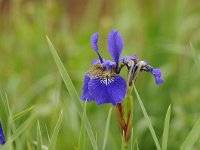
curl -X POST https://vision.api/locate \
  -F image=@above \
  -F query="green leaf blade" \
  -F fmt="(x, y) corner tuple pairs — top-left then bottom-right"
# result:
(1, 116), (35, 150)
(13, 105), (35, 121)
(47, 36), (98, 150)
(180, 118), (200, 150)
(162, 105), (171, 150)
(37, 121), (43, 150)
(133, 84), (161, 150)
(102, 107), (112, 150)
(46, 36), (82, 110)
(48, 110), (63, 150)
(78, 102), (87, 150)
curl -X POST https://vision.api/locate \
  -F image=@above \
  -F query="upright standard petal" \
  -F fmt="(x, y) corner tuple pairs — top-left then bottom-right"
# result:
(0, 123), (6, 145)
(91, 33), (103, 63)
(91, 33), (99, 53)
(108, 30), (124, 65)
(88, 75), (127, 105)
(80, 74), (93, 101)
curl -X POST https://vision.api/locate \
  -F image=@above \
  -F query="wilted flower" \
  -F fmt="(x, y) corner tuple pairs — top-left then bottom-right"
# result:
(121, 57), (164, 85)
(0, 123), (6, 145)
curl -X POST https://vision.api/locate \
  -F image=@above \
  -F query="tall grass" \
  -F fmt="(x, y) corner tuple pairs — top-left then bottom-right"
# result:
(0, 0), (200, 149)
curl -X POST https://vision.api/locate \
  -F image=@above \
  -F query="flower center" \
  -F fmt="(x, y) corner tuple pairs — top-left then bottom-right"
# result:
(98, 70), (116, 85)
(89, 64), (116, 86)
(99, 76), (114, 85)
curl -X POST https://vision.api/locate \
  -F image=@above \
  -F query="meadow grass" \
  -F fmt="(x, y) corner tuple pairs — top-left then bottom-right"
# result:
(1, 0), (200, 149)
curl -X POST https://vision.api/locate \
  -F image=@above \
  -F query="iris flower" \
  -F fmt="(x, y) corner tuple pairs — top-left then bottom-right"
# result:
(81, 30), (164, 105)
(0, 123), (6, 145)
(81, 30), (127, 105)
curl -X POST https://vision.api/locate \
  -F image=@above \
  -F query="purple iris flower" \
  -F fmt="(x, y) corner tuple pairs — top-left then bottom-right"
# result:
(0, 123), (6, 145)
(81, 30), (127, 105)
(81, 30), (164, 105)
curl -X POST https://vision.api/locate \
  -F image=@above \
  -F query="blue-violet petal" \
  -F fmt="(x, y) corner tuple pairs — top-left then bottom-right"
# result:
(108, 30), (124, 64)
(0, 123), (6, 145)
(88, 75), (127, 105)
(91, 33), (103, 63)
(91, 33), (99, 53)
(80, 74), (93, 101)
(152, 68), (164, 84)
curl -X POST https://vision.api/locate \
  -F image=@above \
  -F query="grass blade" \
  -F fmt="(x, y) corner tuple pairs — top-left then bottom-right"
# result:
(180, 118), (200, 150)
(45, 124), (51, 143)
(0, 92), (9, 130)
(130, 128), (134, 150)
(46, 36), (82, 110)
(27, 141), (33, 150)
(78, 102), (87, 150)
(4, 94), (22, 149)
(48, 110), (63, 150)
(1, 116), (35, 150)
(102, 107), (112, 150)
(136, 143), (140, 150)
(13, 105), (35, 121)
(47, 36), (98, 150)
(37, 121), (43, 150)
(133, 84), (161, 150)
(190, 42), (200, 66)
(86, 119), (98, 150)
(162, 105), (171, 150)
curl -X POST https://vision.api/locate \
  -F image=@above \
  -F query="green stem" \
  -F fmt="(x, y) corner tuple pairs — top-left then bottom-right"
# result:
(125, 86), (133, 142)
(121, 133), (129, 150)
(118, 61), (142, 148)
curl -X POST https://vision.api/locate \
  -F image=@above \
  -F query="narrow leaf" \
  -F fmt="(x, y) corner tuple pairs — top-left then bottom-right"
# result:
(37, 121), (43, 150)
(0, 92), (9, 131)
(180, 118), (200, 150)
(45, 124), (51, 143)
(47, 36), (98, 150)
(136, 143), (140, 150)
(102, 107), (112, 150)
(27, 141), (33, 150)
(1, 116), (35, 150)
(133, 84), (161, 150)
(190, 42), (200, 66)
(130, 128), (134, 150)
(4, 94), (22, 149)
(48, 110), (63, 150)
(162, 105), (171, 150)
(78, 102), (87, 150)
(13, 105), (35, 121)
(46, 36), (82, 110)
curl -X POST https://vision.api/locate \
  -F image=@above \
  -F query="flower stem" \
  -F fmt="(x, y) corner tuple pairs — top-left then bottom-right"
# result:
(116, 103), (126, 133)
(125, 85), (133, 142)
(116, 85), (134, 148)
(117, 61), (135, 149)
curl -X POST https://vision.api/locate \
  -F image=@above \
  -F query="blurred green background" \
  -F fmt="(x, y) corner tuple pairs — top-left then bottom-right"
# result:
(0, 0), (200, 149)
